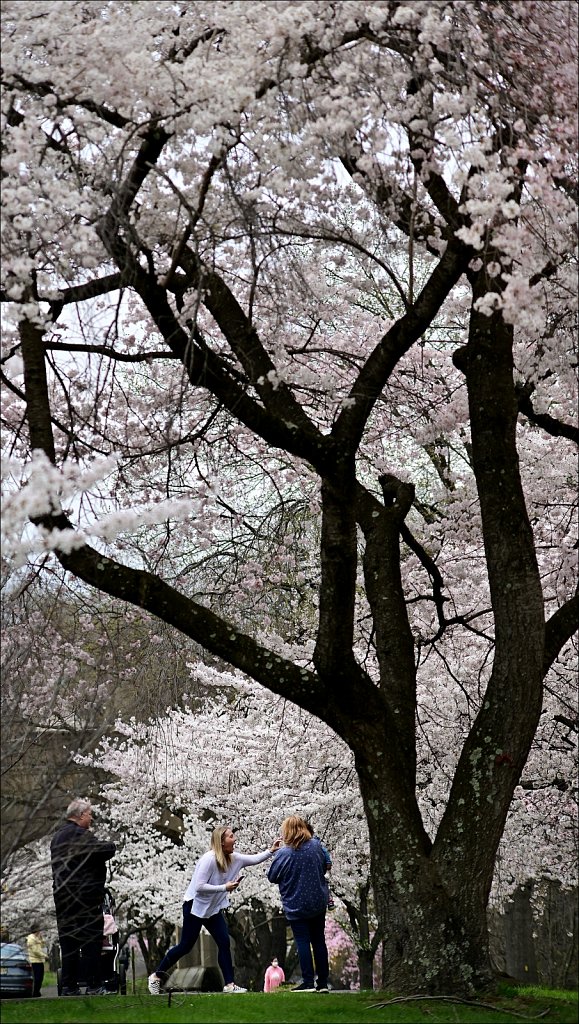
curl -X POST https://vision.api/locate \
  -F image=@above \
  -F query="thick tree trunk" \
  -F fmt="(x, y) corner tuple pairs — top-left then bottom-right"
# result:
(357, 761), (493, 995)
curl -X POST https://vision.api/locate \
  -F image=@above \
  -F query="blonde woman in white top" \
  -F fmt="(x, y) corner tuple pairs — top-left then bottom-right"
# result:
(148, 825), (281, 995)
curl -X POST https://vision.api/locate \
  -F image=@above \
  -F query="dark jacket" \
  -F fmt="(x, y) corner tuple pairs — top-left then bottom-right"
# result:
(267, 838), (328, 920)
(51, 819), (116, 907)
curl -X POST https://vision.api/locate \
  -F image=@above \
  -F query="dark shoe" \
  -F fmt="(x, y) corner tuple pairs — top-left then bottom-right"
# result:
(61, 987), (82, 996)
(292, 982), (317, 991)
(85, 986), (112, 995)
(316, 986), (329, 993)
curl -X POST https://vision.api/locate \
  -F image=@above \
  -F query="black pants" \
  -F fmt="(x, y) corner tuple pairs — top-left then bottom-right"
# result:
(31, 963), (44, 997)
(55, 898), (103, 992)
(155, 901), (234, 985)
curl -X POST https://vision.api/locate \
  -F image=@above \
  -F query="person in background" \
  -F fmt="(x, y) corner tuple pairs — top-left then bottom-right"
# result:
(26, 926), (47, 997)
(50, 799), (116, 997)
(148, 825), (283, 995)
(263, 956), (285, 992)
(268, 815), (330, 993)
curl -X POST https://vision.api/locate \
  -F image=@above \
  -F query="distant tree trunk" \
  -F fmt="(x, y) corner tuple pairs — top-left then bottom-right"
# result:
(357, 947), (375, 990)
(489, 881), (579, 990)
(226, 907), (287, 990)
(137, 920), (176, 975)
(343, 882), (382, 990)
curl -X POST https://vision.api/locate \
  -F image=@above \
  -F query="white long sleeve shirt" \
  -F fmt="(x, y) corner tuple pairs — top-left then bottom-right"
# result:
(184, 849), (274, 918)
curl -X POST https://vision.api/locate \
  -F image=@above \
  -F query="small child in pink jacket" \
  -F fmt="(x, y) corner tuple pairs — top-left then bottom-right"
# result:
(264, 957), (285, 991)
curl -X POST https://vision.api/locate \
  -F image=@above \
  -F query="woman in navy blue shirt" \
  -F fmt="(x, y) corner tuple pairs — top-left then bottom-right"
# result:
(268, 815), (330, 992)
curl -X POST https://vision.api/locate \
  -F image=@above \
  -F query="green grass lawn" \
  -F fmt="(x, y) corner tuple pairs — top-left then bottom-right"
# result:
(0, 985), (577, 1024)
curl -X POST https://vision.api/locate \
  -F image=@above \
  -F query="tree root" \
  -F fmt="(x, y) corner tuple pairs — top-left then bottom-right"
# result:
(366, 994), (552, 1019)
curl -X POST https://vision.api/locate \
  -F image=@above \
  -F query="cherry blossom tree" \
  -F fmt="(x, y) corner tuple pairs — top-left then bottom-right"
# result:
(1, 0), (577, 994)
(1, 637), (576, 984)
(55, 664), (577, 987)
(72, 668), (378, 985)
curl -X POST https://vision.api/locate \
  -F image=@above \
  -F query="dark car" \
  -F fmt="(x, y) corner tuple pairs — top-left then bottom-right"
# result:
(0, 943), (34, 999)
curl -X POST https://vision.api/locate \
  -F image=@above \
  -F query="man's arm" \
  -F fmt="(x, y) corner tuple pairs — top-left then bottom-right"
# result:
(79, 831), (116, 860)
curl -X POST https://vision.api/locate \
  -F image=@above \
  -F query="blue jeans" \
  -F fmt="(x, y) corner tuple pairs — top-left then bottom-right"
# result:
(155, 901), (234, 985)
(289, 913), (328, 988)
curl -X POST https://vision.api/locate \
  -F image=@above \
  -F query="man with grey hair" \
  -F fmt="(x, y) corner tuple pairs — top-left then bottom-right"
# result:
(51, 799), (116, 996)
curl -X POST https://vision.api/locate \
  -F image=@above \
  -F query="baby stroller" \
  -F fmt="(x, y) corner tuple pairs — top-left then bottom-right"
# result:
(56, 889), (128, 995)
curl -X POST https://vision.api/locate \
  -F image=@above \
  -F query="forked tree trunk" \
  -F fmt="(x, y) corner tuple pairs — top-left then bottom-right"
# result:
(357, 766), (493, 995)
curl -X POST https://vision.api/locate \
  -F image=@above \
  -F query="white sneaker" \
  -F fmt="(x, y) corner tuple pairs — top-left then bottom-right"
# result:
(148, 973), (161, 995)
(223, 982), (247, 993)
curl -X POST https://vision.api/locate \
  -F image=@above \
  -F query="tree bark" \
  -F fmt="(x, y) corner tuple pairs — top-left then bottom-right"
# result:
(357, 756), (493, 994)
(357, 947), (375, 991)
